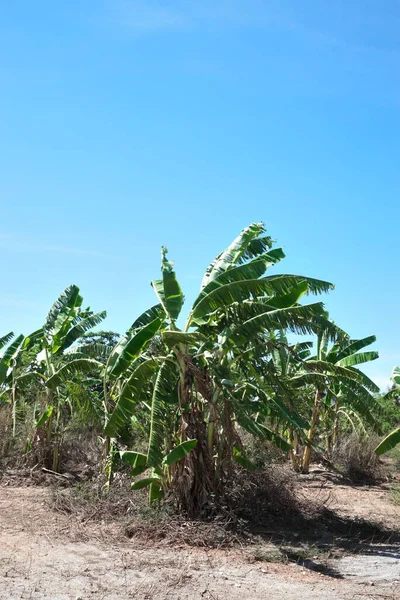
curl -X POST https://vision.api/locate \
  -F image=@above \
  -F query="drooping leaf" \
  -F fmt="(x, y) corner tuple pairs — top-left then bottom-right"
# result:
(375, 428), (400, 455)
(46, 358), (104, 389)
(191, 275), (333, 322)
(228, 303), (326, 342)
(120, 451), (148, 476)
(164, 439), (197, 465)
(233, 402), (292, 451)
(131, 477), (160, 490)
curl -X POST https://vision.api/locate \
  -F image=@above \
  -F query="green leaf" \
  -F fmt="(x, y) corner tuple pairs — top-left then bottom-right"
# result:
(0, 334), (24, 384)
(193, 249), (285, 309)
(164, 439), (197, 465)
(45, 285), (84, 352)
(131, 477), (160, 490)
(104, 357), (160, 437)
(338, 351), (379, 368)
(191, 275), (333, 322)
(392, 366), (400, 386)
(161, 330), (203, 349)
(0, 332), (14, 351)
(233, 403), (292, 451)
(151, 247), (184, 322)
(35, 405), (54, 428)
(46, 358), (104, 389)
(147, 361), (178, 467)
(120, 451), (148, 476)
(128, 304), (166, 331)
(232, 446), (257, 471)
(201, 222), (266, 289)
(263, 281), (309, 309)
(108, 318), (162, 378)
(331, 335), (377, 363)
(60, 311), (107, 352)
(229, 303), (326, 341)
(375, 428), (400, 455)
(72, 343), (113, 360)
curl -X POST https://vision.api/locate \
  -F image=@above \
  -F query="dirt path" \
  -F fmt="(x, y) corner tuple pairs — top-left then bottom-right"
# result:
(0, 486), (399, 599)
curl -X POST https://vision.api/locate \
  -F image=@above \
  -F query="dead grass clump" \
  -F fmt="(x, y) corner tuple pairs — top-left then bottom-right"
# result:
(0, 405), (13, 462)
(52, 473), (138, 522)
(332, 433), (385, 484)
(57, 424), (102, 478)
(226, 464), (304, 526)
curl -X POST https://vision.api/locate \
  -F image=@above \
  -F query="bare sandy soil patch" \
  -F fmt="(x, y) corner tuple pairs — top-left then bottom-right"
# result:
(1, 482), (400, 599)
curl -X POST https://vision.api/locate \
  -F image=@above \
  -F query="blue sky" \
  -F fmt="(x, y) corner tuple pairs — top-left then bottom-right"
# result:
(1, 1), (399, 389)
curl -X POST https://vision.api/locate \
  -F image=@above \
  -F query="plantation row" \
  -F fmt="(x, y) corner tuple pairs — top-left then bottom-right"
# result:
(0, 223), (398, 515)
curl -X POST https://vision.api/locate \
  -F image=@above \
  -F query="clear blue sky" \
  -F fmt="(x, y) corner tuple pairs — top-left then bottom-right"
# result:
(1, 1), (399, 389)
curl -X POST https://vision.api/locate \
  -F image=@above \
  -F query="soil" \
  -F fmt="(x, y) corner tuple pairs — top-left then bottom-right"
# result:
(1, 477), (400, 599)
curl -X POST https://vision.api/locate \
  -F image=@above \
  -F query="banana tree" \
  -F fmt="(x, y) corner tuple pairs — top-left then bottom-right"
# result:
(19, 285), (107, 469)
(296, 328), (380, 472)
(375, 367), (400, 455)
(104, 222), (337, 515)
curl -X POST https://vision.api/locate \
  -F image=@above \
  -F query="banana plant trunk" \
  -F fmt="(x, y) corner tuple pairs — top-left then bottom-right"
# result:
(301, 389), (323, 473)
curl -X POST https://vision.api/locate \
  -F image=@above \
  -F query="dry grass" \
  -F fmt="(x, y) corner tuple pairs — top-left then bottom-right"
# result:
(332, 433), (386, 484)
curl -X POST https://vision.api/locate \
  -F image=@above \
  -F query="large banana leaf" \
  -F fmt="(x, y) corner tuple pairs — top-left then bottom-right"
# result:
(201, 222), (265, 289)
(228, 302), (326, 341)
(107, 317), (162, 378)
(344, 366), (380, 394)
(193, 249), (285, 308)
(46, 358), (104, 389)
(104, 357), (160, 436)
(328, 335), (376, 364)
(0, 334), (24, 384)
(161, 330), (204, 349)
(239, 235), (274, 263)
(147, 361), (178, 467)
(71, 343), (113, 361)
(375, 428), (400, 455)
(44, 285), (82, 348)
(191, 275), (333, 322)
(128, 304), (165, 331)
(0, 332), (14, 351)
(59, 311), (107, 352)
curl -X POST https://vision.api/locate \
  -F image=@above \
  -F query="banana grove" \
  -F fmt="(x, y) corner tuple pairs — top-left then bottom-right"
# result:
(0, 223), (385, 516)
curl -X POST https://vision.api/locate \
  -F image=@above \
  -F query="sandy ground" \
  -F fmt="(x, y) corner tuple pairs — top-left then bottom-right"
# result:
(0, 484), (400, 599)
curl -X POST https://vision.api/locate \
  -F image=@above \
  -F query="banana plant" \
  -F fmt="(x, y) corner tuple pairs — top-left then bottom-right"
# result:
(18, 285), (107, 470)
(104, 222), (338, 514)
(375, 367), (400, 455)
(296, 328), (381, 472)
